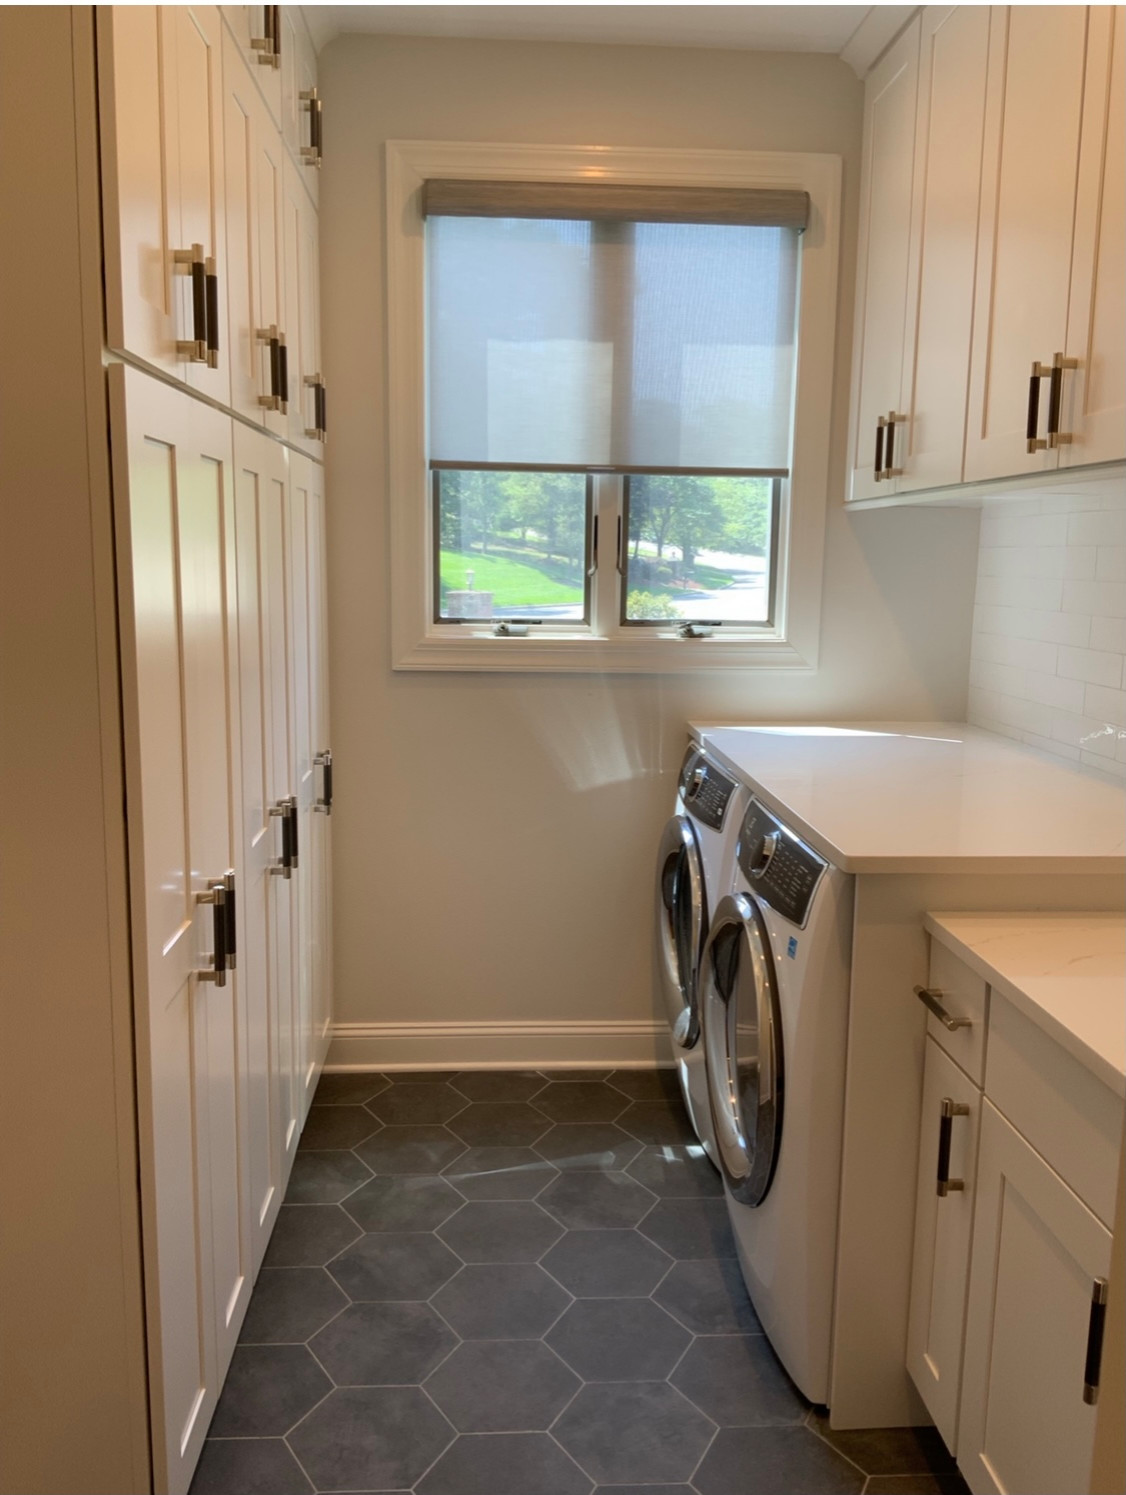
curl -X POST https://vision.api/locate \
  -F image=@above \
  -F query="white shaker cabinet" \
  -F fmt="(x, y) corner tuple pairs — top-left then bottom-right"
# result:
(221, 4), (283, 124)
(283, 159), (326, 454)
(99, 6), (230, 406)
(847, 17), (920, 503)
(957, 1101), (1111, 1495)
(280, 5), (322, 204)
(110, 366), (249, 1495)
(964, 6), (1123, 481)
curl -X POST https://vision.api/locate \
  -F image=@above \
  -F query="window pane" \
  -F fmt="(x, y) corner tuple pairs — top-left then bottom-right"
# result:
(622, 475), (774, 625)
(435, 470), (590, 622)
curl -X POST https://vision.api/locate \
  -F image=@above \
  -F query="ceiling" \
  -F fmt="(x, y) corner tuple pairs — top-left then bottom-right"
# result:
(301, 5), (891, 66)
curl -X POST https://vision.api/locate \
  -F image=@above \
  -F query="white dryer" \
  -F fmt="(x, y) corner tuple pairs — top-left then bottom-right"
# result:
(699, 794), (853, 1404)
(654, 746), (750, 1161)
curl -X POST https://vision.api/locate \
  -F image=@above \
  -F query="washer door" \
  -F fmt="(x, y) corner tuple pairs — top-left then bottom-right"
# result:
(700, 892), (784, 1206)
(654, 814), (707, 1049)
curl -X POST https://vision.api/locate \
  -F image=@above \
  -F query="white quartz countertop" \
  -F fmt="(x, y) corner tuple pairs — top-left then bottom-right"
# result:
(924, 911), (1126, 1096)
(690, 721), (1126, 874)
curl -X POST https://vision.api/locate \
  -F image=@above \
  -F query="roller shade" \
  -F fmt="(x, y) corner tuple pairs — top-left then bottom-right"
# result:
(422, 178), (811, 231)
(426, 207), (801, 473)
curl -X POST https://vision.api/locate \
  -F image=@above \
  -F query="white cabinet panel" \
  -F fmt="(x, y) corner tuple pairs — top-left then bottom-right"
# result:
(221, 4), (282, 124)
(283, 161), (324, 454)
(308, 461), (334, 1068)
(1061, 5), (1126, 468)
(288, 453), (316, 1118)
(280, 6), (320, 203)
(964, 7), (1090, 482)
(99, 6), (230, 405)
(111, 367), (247, 1495)
(957, 1101), (1111, 1495)
(907, 1039), (981, 1450)
(897, 6), (989, 493)
(847, 18), (920, 502)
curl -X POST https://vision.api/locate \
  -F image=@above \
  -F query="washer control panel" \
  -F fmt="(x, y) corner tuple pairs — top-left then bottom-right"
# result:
(678, 749), (736, 832)
(737, 798), (827, 929)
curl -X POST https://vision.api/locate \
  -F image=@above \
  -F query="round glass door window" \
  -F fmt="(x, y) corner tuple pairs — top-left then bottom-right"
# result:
(655, 815), (706, 1048)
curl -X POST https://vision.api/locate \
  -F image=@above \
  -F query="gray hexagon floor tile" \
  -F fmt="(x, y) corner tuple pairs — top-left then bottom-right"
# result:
(864, 1478), (973, 1495)
(538, 1171), (656, 1231)
(626, 1143), (724, 1198)
(537, 1069), (613, 1083)
(532, 1083), (628, 1124)
(616, 1100), (697, 1146)
(638, 1198), (736, 1259)
(592, 1488), (692, 1494)
(654, 1258), (762, 1335)
(354, 1125), (467, 1176)
(693, 1426), (864, 1494)
(285, 1150), (373, 1205)
(189, 1438), (313, 1494)
(424, 1340), (580, 1431)
(415, 1432), (592, 1495)
(298, 1104), (381, 1151)
(237, 1268), (347, 1344)
(452, 1070), (545, 1103)
(606, 1068), (683, 1102)
(367, 1082), (468, 1126)
(209, 1345), (330, 1438)
(541, 1229), (672, 1298)
(437, 1200), (563, 1263)
(343, 1174), (464, 1233)
(431, 1263), (571, 1339)
(263, 1206), (362, 1268)
(386, 1069), (459, 1083)
(534, 1123), (643, 1173)
(805, 1410), (960, 1477)
(312, 1072), (389, 1107)
(288, 1385), (454, 1492)
(328, 1231), (461, 1301)
(547, 1298), (690, 1381)
(448, 1102), (553, 1148)
(553, 1382), (715, 1485)
(443, 1145), (558, 1200)
(310, 1301), (457, 1385)
(671, 1335), (807, 1426)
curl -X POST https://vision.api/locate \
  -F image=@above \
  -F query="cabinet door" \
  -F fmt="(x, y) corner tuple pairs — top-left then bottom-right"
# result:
(957, 1100), (1111, 1495)
(230, 425), (293, 1270)
(896, 6), (989, 494)
(308, 460), (334, 1069)
(906, 1038), (981, 1451)
(964, 7), (1091, 481)
(283, 162), (324, 453)
(111, 368), (248, 1495)
(220, 5), (282, 124)
(100, 6), (229, 405)
(288, 453), (317, 1119)
(223, 29), (287, 435)
(847, 18), (920, 502)
(280, 6), (319, 203)
(1060, 6), (1126, 468)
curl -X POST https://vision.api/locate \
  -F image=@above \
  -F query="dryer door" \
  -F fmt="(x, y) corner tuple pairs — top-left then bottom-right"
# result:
(700, 892), (784, 1206)
(654, 814), (707, 1049)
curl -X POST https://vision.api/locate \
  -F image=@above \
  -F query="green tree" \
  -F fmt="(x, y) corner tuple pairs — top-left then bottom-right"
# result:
(714, 477), (771, 556)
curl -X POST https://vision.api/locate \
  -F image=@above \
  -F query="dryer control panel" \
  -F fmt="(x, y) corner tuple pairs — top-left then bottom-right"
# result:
(737, 799), (827, 929)
(679, 749), (737, 831)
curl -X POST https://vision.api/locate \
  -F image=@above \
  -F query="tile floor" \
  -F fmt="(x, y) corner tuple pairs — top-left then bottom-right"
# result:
(189, 1069), (971, 1495)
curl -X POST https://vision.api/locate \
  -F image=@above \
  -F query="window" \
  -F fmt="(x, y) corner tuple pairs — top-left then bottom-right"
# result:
(386, 142), (842, 672)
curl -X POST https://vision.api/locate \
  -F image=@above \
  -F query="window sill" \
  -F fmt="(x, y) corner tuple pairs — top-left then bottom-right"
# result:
(392, 629), (816, 673)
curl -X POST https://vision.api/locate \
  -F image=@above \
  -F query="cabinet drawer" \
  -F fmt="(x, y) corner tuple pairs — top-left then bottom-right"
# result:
(907, 1038), (981, 1451)
(923, 939), (988, 1083)
(986, 994), (1123, 1228)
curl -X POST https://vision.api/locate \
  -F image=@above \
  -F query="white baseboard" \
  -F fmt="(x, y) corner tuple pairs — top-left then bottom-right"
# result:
(326, 1019), (673, 1072)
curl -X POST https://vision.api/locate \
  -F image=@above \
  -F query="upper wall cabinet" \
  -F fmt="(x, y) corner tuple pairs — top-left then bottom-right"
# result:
(283, 158), (324, 454)
(848, 6), (1125, 502)
(280, 7), (321, 204)
(99, 6), (231, 406)
(221, 5), (283, 124)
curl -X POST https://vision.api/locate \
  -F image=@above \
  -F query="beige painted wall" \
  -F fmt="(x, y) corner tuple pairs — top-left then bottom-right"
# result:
(0, 9), (148, 1491)
(320, 33), (982, 1057)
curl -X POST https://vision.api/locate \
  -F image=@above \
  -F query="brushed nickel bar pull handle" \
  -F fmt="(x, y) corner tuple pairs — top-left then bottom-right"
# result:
(256, 325), (280, 409)
(1084, 1278), (1109, 1404)
(314, 750), (333, 814)
(914, 985), (973, 1032)
(205, 257), (220, 368)
(224, 870), (237, 970)
(277, 334), (289, 414)
(269, 800), (292, 878)
(288, 795), (299, 871)
(173, 244), (207, 362)
(936, 1097), (970, 1196)
(251, 5), (275, 62)
(1048, 351), (1079, 448)
(874, 417), (885, 482)
(883, 410), (905, 478)
(195, 882), (228, 986)
(300, 88), (322, 166)
(272, 6), (282, 68)
(1027, 360), (1051, 452)
(317, 380), (327, 439)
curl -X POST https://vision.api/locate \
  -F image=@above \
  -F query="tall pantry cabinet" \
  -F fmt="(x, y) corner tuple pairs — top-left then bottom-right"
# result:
(97, 8), (331, 1492)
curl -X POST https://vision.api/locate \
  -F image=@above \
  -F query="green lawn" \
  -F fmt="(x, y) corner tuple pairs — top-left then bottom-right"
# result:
(440, 548), (583, 607)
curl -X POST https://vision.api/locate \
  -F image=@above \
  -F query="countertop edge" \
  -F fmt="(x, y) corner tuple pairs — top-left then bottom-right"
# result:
(923, 912), (1126, 1099)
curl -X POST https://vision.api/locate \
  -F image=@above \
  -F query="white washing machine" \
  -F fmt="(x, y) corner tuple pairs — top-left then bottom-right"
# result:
(699, 794), (854, 1404)
(654, 745), (750, 1162)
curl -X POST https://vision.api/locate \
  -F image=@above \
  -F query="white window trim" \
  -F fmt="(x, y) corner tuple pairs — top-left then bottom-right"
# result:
(386, 138), (841, 674)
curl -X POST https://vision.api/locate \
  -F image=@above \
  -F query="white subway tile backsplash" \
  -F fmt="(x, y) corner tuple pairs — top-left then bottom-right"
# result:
(967, 491), (1126, 780)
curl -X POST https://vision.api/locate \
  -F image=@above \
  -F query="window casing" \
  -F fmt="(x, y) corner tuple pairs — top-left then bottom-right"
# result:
(386, 140), (842, 672)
